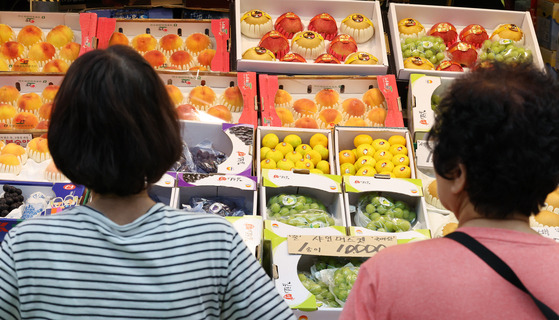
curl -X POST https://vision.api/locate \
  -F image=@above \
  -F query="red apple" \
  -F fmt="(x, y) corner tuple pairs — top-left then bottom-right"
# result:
(459, 24), (488, 48)
(448, 42), (478, 68)
(429, 22), (458, 46)
(436, 60), (464, 72)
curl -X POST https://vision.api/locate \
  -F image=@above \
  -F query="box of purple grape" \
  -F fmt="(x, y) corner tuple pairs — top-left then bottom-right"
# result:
(177, 121), (254, 176)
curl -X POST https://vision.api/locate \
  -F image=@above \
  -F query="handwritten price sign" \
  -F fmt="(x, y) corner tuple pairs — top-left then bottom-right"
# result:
(287, 235), (397, 257)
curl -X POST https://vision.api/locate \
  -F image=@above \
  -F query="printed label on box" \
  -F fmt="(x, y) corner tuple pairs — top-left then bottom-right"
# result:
(343, 176), (423, 196)
(0, 134), (33, 147)
(416, 140), (434, 169)
(262, 169), (341, 192)
(178, 173), (256, 190)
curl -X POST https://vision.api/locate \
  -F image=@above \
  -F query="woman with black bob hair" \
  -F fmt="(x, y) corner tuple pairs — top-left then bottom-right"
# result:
(341, 63), (559, 319)
(0, 45), (295, 320)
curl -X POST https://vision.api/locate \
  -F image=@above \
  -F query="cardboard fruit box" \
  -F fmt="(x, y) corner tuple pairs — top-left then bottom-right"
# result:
(344, 175), (431, 241)
(174, 172), (258, 216)
(388, 3), (545, 80)
(233, 0), (389, 75)
(0, 181), (85, 242)
(0, 11), (95, 72)
(407, 73), (454, 142)
(260, 169), (347, 230)
(256, 126), (335, 176)
(225, 215), (264, 260)
(178, 120), (254, 176)
(95, 17), (230, 72)
(334, 126), (416, 179)
(158, 71), (258, 126)
(271, 233), (396, 315)
(174, 172), (261, 257)
(258, 74), (403, 129)
(148, 171), (178, 207)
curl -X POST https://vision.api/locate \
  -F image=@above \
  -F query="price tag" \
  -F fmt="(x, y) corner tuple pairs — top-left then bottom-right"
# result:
(415, 140), (434, 169)
(287, 235), (397, 257)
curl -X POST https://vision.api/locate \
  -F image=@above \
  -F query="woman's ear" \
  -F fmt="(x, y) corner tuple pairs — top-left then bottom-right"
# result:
(450, 163), (467, 194)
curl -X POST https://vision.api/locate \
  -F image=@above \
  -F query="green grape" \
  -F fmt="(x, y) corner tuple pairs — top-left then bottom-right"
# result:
(365, 203), (375, 214)
(395, 218), (411, 232)
(402, 209), (410, 220)
(495, 54), (504, 62)
(270, 202), (281, 213)
(383, 219), (395, 232)
(369, 212), (380, 221)
(279, 207), (290, 215)
(310, 203), (320, 209)
(428, 56), (438, 65)
(479, 52), (487, 60)
(404, 37), (415, 45)
(487, 52), (495, 60)
(403, 49), (412, 58)
(332, 266), (359, 303)
(394, 200), (407, 209)
(293, 202), (304, 211)
(408, 211), (417, 222)
(436, 52), (445, 61)
(376, 205), (387, 214)
(393, 208), (404, 219)
(268, 196), (279, 205)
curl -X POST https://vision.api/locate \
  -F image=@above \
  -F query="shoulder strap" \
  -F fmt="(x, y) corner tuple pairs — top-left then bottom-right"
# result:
(446, 231), (559, 320)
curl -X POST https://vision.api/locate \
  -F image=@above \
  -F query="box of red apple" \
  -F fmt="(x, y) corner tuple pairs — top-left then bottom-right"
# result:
(387, 3), (544, 80)
(234, 0), (389, 75)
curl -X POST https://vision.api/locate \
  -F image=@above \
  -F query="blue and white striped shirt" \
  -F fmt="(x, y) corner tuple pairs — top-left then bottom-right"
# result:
(0, 203), (294, 320)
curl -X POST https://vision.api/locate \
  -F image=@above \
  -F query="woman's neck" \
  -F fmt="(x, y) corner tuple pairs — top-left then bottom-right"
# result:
(457, 205), (539, 235)
(88, 190), (156, 225)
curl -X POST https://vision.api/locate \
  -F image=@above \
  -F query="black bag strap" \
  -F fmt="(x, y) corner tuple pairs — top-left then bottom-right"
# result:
(446, 231), (559, 320)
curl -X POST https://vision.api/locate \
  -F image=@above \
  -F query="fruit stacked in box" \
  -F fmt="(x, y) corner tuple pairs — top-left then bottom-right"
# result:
(260, 169), (346, 228)
(235, 0), (388, 75)
(159, 72), (257, 125)
(266, 80), (389, 129)
(388, 3), (543, 78)
(334, 127), (415, 179)
(174, 121), (254, 176)
(271, 232), (366, 313)
(0, 74), (62, 131)
(0, 12), (83, 72)
(343, 175), (431, 239)
(103, 19), (224, 72)
(0, 135), (67, 183)
(257, 127), (334, 175)
(297, 256), (364, 308)
(0, 181), (85, 241)
(176, 172), (257, 216)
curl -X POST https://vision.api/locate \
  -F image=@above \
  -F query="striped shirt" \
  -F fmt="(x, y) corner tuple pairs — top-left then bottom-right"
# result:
(0, 203), (295, 320)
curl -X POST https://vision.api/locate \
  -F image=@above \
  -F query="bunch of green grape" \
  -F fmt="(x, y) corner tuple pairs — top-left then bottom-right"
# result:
(479, 39), (532, 64)
(359, 192), (416, 232)
(298, 273), (341, 308)
(267, 194), (335, 228)
(431, 94), (441, 111)
(401, 36), (447, 66)
(331, 266), (360, 303)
